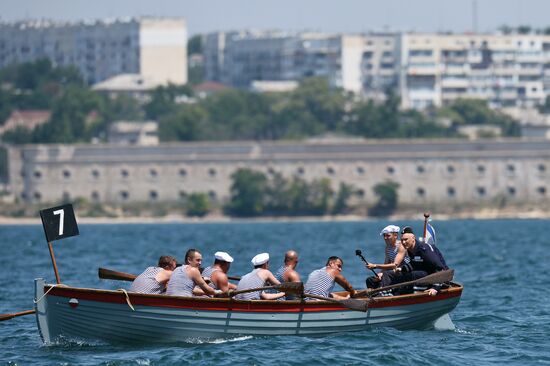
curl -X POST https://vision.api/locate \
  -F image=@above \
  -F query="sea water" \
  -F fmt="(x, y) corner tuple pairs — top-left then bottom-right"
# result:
(1, 219), (549, 365)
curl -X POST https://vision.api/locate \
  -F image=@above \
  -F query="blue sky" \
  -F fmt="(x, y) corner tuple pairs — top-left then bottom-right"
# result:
(1, 0), (549, 35)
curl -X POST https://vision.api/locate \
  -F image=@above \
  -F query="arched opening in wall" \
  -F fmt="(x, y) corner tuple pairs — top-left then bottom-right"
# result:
(149, 190), (158, 201)
(267, 167), (276, 175)
(356, 189), (365, 198)
(416, 165), (425, 174)
(121, 169), (129, 178)
(208, 190), (217, 201)
(537, 186), (546, 196)
(120, 191), (129, 201)
(507, 186), (516, 196)
(506, 164), (515, 175)
(33, 191), (41, 201)
(91, 191), (100, 202)
(416, 187), (425, 197)
(447, 165), (455, 174)
(208, 168), (217, 178)
(326, 166), (335, 175)
(477, 165), (486, 175)
(91, 169), (100, 179)
(62, 169), (71, 179)
(150, 169), (158, 178)
(179, 190), (187, 201)
(538, 164), (546, 174)
(296, 167), (305, 175)
(34, 170), (42, 179)
(356, 166), (365, 175)
(476, 186), (486, 197)
(179, 168), (187, 178)
(447, 187), (455, 197)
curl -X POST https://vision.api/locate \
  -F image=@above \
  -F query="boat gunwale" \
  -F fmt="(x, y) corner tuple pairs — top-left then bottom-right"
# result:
(43, 282), (463, 312)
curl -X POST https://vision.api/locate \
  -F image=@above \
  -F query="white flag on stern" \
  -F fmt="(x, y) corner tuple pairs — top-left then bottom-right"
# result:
(425, 223), (436, 245)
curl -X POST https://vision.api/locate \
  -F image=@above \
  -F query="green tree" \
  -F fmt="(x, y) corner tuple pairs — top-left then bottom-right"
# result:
(187, 35), (203, 55)
(228, 168), (268, 216)
(144, 84), (194, 120)
(158, 104), (208, 141)
(369, 180), (400, 217)
(332, 182), (355, 214)
(186, 193), (211, 217)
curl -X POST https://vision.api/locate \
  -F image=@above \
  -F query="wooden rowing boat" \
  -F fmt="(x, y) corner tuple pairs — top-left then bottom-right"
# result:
(34, 278), (463, 344)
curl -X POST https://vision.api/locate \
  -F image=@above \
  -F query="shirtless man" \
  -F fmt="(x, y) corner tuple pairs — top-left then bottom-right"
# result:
(166, 249), (222, 297)
(197, 251), (237, 294)
(304, 256), (356, 300)
(129, 255), (177, 294)
(234, 253), (286, 300)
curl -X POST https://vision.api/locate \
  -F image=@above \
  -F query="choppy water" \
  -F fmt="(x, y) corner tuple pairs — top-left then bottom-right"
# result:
(1, 219), (549, 365)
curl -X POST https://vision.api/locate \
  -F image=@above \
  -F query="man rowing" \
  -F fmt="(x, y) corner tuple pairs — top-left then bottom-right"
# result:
(379, 227), (448, 296)
(272, 250), (301, 300)
(234, 253), (286, 300)
(197, 251), (237, 294)
(365, 225), (410, 289)
(304, 256), (356, 300)
(129, 255), (177, 294)
(166, 249), (222, 297)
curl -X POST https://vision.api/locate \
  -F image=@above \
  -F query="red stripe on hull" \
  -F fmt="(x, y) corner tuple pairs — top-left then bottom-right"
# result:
(46, 286), (462, 313)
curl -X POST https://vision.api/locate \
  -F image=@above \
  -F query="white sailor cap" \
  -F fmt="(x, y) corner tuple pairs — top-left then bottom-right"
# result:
(380, 225), (400, 236)
(251, 252), (269, 266)
(214, 251), (234, 263)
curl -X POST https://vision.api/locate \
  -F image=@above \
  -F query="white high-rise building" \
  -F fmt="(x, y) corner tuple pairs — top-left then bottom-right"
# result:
(0, 18), (187, 85)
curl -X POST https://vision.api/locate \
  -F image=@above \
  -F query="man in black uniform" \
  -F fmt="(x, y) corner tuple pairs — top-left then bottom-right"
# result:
(379, 227), (448, 296)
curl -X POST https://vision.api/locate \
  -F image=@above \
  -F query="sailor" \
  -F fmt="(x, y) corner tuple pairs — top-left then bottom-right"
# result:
(380, 227), (448, 296)
(166, 249), (222, 297)
(234, 253), (286, 300)
(197, 251), (237, 293)
(273, 250), (301, 300)
(304, 256), (356, 300)
(365, 225), (410, 288)
(129, 255), (177, 294)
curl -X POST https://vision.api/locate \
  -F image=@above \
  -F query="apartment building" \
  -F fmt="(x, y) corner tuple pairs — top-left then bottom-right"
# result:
(0, 18), (188, 85)
(204, 31), (550, 110)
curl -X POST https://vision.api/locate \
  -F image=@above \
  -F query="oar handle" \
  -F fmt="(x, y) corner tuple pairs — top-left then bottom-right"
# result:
(356, 252), (379, 277)
(356, 269), (454, 297)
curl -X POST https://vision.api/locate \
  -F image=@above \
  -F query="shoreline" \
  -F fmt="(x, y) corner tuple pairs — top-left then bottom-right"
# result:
(1, 209), (549, 225)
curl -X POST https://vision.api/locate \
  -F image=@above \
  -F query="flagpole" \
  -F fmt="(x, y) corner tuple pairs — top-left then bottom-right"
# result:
(423, 212), (430, 240)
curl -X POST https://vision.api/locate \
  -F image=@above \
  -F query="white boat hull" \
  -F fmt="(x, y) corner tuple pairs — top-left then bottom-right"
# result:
(34, 278), (462, 344)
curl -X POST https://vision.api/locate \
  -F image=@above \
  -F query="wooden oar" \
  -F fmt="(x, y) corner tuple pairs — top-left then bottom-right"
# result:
(353, 269), (454, 298)
(0, 309), (36, 322)
(303, 293), (368, 312)
(98, 267), (241, 283)
(228, 282), (304, 297)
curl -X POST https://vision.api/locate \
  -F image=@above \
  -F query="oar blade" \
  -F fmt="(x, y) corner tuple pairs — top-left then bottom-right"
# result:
(416, 269), (454, 286)
(340, 298), (369, 312)
(98, 267), (136, 282)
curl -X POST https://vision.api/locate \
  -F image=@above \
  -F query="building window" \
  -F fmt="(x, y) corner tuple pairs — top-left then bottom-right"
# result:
(91, 191), (99, 201)
(476, 186), (486, 197)
(327, 167), (335, 175)
(477, 165), (486, 174)
(447, 187), (455, 197)
(417, 165), (425, 174)
(33, 192), (42, 201)
(538, 186), (547, 196)
(447, 165), (455, 174)
(387, 166), (395, 174)
(297, 167), (305, 175)
(34, 171), (42, 179)
(267, 167), (276, 175)
(62, 191), (71, 202)
(120, 191), (129, 200)
(506, 164), (515, 173)
(150, 169), (158, 178)
(416, 187), (425, 197)
(179, 168), (187, 177)
(357, 189), (365, 198)
(208, 190), (217, 200)
(208, 168), (217, 177)
(91, 169), (100, 178)
(179, 191), (187, 200)
(149, 190), (158, 200)
(121, 169), (129, 178)
(507, 187), (516, 196)
(538, 164), (546, 173)
(62, 170), (71, 179)
(356, 166), (365, 175)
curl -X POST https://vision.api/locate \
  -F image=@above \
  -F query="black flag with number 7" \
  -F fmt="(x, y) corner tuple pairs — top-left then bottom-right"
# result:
(39, 204), (79, 242)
